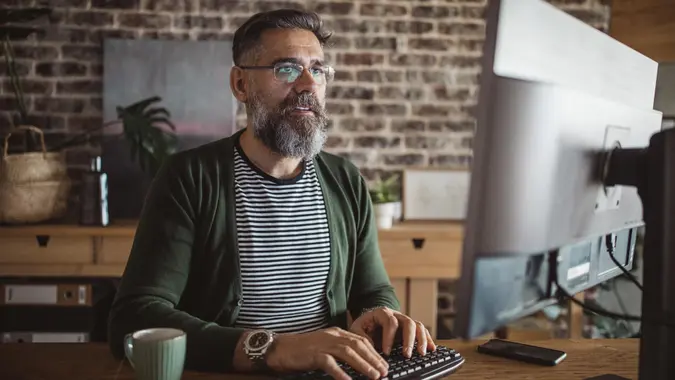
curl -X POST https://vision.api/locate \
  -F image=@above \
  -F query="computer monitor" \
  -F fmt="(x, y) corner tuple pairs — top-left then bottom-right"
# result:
(453, 0), (675, 379)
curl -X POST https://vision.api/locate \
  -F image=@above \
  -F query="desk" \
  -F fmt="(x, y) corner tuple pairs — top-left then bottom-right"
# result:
(0, 339), (638, 379)
(0, 220), (463, 338)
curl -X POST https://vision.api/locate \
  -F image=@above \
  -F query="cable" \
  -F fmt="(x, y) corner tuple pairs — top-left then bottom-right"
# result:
(605, 234), (643, 291)
(555, 278), (640, 321)
(554, 277), (675, 329)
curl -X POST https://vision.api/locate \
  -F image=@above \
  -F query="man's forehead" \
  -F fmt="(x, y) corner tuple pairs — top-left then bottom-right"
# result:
(258, 29), (324, 61)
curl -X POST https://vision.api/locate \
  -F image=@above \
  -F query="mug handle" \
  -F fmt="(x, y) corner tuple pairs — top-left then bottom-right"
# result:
(124, 333), (135, 368)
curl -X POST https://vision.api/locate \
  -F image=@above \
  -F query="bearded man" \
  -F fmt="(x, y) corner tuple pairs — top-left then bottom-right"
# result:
(108, 9), (435, 380)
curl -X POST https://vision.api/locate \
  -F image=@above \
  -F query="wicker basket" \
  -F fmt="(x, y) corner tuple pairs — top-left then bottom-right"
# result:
(0, 125), (68, 183)
(0, 126), (71, 224)
(0, 179), (71, 223)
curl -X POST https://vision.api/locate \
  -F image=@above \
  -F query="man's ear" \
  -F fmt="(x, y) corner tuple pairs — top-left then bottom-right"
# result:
(230, 66), (248, 103)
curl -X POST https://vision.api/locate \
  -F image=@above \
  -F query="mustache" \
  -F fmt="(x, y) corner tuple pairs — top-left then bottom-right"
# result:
(281, 92), (324, 115)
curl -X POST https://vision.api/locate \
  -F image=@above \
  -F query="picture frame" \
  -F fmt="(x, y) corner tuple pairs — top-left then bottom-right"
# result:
(402, 168), (471, 221)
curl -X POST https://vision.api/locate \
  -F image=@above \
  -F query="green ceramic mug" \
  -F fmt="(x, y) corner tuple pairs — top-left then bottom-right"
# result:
(124, 328), (186, 380)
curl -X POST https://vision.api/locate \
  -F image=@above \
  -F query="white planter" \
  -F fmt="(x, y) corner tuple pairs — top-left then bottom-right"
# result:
(392, 201), (402, 221)
(374, 202), (397, 229)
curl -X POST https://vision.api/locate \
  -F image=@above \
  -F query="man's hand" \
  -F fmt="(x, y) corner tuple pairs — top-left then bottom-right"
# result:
(350, 306), (436, 357)
(265, 327), (389, 380)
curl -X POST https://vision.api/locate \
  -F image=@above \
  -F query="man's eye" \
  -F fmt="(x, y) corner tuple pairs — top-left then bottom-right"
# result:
(278, 66), (296, 74)
(275, 66), (301, 82)
(310, 67), (324, 75)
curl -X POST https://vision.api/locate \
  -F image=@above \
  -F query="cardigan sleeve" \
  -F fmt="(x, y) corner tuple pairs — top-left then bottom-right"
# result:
(107, 153), (246, 373)
(347, 174), (401, 318)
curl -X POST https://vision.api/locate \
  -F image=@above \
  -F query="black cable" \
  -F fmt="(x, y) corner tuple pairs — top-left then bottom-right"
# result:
(605, 234), (643, 291)
(554, 277), (675, 328)
(555, 278), (640, 321)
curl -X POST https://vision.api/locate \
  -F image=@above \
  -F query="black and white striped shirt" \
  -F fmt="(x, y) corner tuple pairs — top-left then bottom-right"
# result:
(233, 143), (332, 333)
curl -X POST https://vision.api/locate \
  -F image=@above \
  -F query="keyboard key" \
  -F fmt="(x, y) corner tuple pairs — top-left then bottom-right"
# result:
(278, 344), (465, 380)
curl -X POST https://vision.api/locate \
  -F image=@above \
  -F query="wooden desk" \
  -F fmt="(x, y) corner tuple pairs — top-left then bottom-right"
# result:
(0, 339), (639, 379)
(0, 220), (463, 338)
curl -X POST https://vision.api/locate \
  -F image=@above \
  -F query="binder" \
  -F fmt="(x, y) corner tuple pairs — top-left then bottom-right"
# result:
(0, 284), (92, 306)
(1, 332), (89, 343)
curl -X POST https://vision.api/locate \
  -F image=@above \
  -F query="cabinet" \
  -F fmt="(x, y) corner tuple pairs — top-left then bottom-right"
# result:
(0, 220), (464, 338)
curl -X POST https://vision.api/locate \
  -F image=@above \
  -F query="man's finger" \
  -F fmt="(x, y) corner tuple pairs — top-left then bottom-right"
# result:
(415, 321), (428, 355)
(315, 353), (350, 380)
(398, 315), (417, 358)
(377, 309), (399, 355)
(350, 325), (375, 347)
(329, 344), (381, 380)
(338, 330), (388, 374)
(349, 334), (389, 377)
(425, 326), (437, 351)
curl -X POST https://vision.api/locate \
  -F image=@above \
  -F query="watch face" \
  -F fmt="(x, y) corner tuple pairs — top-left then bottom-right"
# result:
(248, 331), (271, 350)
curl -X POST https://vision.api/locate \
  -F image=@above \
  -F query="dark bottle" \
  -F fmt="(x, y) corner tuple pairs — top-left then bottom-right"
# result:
(79, 156), (110, 226)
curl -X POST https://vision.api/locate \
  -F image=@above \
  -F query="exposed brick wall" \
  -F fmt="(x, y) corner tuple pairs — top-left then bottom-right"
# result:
(1, 0), (610, 183)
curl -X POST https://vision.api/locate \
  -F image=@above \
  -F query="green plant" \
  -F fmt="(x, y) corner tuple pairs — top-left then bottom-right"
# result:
(1, 7), (177, 176)
(1, 7), (52, 152)
(369, 174), (400, 204)
(50, 96), (178, 175)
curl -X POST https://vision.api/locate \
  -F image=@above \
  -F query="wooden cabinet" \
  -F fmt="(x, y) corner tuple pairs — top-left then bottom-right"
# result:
(0, 220), (464, 338)
(97, 237), (133, 265)
(377, 223), (463, 337)
(0, 237), (93, 265)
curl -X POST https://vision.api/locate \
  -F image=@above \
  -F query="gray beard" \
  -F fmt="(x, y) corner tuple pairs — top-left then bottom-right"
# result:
(249, 93), (329, 159)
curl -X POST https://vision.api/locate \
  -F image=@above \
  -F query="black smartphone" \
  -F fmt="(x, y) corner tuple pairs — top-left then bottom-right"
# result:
(476, 339), (567, 366)
(584, 375), (631, 380)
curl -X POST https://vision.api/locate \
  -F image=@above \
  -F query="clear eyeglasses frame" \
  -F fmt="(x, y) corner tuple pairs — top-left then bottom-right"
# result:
(238, 62), (335, 84)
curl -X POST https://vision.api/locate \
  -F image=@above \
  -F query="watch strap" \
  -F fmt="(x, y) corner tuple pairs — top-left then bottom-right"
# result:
(250, 353), (269, 371)
(245, 330), (276, 372)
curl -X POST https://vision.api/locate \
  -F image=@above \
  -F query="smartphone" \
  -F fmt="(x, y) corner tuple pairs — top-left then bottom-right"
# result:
(476, 339), (567, 366)
(584, 376), (631, 380)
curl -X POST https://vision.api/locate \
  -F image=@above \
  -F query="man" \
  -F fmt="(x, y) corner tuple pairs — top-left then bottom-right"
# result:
(108, 9), (435, 380)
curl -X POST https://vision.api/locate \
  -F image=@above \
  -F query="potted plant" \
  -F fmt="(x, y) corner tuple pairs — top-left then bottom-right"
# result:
(0, 7), (177, 224)
(369, 174), (401, 229)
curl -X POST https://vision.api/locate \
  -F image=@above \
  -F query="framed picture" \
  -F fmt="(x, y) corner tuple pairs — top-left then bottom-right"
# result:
(102, 38), (238, 219)
(402, 168), (471, 221)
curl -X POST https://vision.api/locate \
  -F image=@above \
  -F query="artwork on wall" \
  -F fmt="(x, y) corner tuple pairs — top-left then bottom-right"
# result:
(102, 38), (238, 219)
(401, 168), (471, 221)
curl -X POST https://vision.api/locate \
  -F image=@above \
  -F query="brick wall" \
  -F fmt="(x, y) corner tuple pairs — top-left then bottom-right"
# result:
(1, 0), (610, 183)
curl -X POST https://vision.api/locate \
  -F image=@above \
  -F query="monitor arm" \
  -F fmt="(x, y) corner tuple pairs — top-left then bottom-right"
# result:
(601, 126), (675, 380)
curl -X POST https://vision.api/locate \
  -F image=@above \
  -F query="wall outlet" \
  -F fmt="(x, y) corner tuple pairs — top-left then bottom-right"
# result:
(595, 125), (631, 213)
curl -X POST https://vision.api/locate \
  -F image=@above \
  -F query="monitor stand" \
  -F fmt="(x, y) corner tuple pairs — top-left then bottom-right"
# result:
(602, 126), (675, 380)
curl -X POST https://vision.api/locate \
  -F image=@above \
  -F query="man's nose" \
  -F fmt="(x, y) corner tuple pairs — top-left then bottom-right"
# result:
(293, 68), (319, 93)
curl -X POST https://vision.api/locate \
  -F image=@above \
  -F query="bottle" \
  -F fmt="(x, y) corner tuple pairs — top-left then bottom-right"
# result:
(79, 156), (110, 226)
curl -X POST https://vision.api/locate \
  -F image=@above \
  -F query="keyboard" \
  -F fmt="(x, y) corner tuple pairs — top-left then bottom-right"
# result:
(278, 342), (465, 380)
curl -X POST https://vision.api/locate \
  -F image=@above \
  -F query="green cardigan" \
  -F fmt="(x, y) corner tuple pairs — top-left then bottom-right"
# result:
(108, 129), (400, 372)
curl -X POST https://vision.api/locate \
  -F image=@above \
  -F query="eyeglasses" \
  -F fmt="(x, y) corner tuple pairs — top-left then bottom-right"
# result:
(238, 62), (335, 84)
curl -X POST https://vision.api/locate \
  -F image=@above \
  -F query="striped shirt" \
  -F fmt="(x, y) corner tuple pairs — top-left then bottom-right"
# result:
(232, 142), (332, 333)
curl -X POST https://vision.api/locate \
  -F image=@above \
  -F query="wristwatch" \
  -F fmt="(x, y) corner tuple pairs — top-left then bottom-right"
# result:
(243, 329), (276, 370)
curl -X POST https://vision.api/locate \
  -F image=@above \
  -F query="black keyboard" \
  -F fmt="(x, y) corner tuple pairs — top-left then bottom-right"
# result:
(278, 343), (465, 380)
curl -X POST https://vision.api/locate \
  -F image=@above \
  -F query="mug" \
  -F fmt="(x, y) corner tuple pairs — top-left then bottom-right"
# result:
(124, 328), (186, 380)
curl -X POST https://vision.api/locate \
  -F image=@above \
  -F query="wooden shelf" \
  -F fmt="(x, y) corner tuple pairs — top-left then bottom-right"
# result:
(0, 219), (465, 338)
(0, 219), (138, 238)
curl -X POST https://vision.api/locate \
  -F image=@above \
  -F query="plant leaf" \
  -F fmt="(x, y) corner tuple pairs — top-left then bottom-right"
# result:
(123, 96), (161, 115)
(3, 37), (28, 124)
(103, 96), (177, 175)
(143, 106), (171, 119)
(148, 116), (176, 131)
